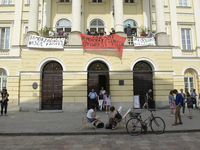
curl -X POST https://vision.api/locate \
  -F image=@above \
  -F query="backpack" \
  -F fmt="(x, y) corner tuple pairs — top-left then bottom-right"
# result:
(105, 124), (112, 129)
(97, 122), (104, 128)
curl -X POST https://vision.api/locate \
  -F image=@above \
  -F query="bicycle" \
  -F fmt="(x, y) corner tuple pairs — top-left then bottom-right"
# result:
(126, 109), (165, 136)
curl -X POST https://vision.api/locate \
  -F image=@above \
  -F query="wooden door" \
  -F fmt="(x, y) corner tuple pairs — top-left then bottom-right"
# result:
(133, 71), (153, 108)
(42, 71), (63, 110)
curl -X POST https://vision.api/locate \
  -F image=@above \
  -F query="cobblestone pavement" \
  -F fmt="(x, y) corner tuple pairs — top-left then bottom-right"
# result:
(0, 132), (200, 150)
(0, 106), (200, 134)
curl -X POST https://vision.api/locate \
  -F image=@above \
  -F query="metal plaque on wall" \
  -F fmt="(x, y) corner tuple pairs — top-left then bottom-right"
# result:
(32, 82), (38, 90)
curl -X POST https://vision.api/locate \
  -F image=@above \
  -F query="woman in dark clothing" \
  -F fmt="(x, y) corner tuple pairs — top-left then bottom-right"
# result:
(98, 90), (104, 111)
(108, 106), (122, 130)
(0, 89), (9, 116)
(142, 89), (152, 109)
(186, 92), (193, 119)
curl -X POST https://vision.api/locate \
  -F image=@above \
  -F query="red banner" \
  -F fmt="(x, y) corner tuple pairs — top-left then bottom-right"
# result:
(78, 33), (127, 57)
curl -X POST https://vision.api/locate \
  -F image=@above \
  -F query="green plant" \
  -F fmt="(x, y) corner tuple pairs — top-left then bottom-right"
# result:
(139, 26), (148, 35)
(38, 26), (55, 37)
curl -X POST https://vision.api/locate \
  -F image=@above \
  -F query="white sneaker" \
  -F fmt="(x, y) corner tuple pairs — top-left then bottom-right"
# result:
(106, 112), (108, 114)
(171, 115), (175, 117)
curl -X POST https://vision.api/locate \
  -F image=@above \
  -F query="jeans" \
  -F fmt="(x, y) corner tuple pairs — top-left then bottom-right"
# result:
(1, 102), (8, 115)
(182, 103), (185, 114)
(175, 105), (182, 124)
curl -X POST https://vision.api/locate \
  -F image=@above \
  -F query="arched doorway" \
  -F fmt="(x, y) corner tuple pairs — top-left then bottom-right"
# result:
(87, 61), (109, 109)
(133, 61), (153, 108)
(42, 61), (63, 110)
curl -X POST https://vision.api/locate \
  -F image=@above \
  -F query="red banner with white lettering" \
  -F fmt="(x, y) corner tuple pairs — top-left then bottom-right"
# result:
(78, 33), (127, 57)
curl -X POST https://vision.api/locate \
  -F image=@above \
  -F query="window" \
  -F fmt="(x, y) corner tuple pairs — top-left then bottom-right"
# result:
(56, 19), (71, 34)
(184, 77), (194, 93)
(181, 29), (192, 50)
(92, 0), (103, 2)
(26, 0), (30, 4)
(0, 70), (7, 91)
(90, 20), (104, 35)
(124, 20), (138, 35)
(124, 0), (135, 3)
(25, 27), (28, 34)
(0, 28), (11, 49)
(58, 0), (70, 2)
(1, 0), (13, 5)
(178, 0), (189, 6)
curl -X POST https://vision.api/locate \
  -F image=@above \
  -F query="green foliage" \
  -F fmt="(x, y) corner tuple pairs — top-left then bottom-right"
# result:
(38, 26), (55, 37)
(139, 26), (148, 35)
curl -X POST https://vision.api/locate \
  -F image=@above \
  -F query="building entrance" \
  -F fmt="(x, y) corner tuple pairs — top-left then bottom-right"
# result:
(133, 61), (153, 108)
(42, 61), (63, 110)
(87, 61), (109, 109)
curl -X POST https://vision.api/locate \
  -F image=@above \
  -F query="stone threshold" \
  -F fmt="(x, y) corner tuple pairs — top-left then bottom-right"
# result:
(37, 110), (63, 113)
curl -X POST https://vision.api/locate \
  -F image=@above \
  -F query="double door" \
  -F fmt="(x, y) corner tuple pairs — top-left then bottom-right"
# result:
(42, 71), (63, 110)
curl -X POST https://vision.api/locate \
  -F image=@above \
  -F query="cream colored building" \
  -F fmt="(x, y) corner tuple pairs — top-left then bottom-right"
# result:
(0, 0), (200, 111)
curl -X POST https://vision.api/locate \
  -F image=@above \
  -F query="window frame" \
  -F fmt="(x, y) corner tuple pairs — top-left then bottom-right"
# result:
(124, 0), (135, 3)
(89, 19), (105, 35)
(177, 0), (190, 7)
(90, 0), (104, 3)
(123, 19), (139, 36)
(0, 70), (7, 91)
(57, 0), (71, 3)
(184, 76), (194, 93)
(0, 27), (11, 50)
(55, 19), (72, 35)
(180, 27), (194, 50)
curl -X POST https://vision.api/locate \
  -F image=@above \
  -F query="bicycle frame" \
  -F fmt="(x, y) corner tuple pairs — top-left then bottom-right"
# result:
(139, 111), (155, 126)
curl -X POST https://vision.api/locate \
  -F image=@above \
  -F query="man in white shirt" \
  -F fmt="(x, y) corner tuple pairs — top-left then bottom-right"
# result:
(49, 28), (54, 36)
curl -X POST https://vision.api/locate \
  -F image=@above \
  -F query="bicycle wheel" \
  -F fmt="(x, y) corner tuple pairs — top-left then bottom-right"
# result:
(126, 118), (142, 136)
(150, 117), (165, 134)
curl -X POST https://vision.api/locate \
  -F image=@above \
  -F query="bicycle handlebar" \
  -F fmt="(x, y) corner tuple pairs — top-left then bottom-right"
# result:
(148, 109), (156, 112)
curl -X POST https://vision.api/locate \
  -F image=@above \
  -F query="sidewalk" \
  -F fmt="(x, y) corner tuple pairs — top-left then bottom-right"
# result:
(0, 106), (200, 135)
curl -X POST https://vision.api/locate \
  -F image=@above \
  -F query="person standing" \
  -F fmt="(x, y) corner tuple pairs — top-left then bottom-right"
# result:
(98, 91), (104, 111)
(88, 89), (98, 107)
(109, 28), (115, 35)
(169, 90), (175, 116)
(142, 89), (152, 109)
(191, 89), (198, 109)
(58, 29), (64, 36)
(148, 30), (155, 37)
(100, 87), (106, 95)
(49, 28), (54, 36)
(186, 92), (193, 119)
(0, 89), (9, 116)
(104, 92), (111, 114)
(172, 89), (183, 126)
(85, 29), (89, 35)
(180, 89), (186, 116)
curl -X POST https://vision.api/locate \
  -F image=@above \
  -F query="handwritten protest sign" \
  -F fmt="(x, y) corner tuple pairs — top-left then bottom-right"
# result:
(78, 33), (127, 57)
(28, 35), (65, 49)
(133, 37), (155, 47)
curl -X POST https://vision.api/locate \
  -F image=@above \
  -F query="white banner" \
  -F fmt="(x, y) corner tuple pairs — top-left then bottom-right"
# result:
(28, 35), (65, 49)
(133, 37), (156, 47)
(134, 95), (140, 109)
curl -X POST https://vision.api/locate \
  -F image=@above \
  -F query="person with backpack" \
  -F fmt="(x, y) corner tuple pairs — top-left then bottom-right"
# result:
(172, 89), (183, 126)
(0, 89), (9, 116)
(191, 89), (198, 109)
(186, 92), (193, 119)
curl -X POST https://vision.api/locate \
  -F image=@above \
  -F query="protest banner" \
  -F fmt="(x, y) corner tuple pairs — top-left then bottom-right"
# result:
(78, 33), (127, 57)
(133, 37), (156, 47)
(28, 35), (65, 49)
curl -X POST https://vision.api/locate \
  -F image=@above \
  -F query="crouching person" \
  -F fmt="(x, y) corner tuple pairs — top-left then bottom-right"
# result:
(108, 106), (122, 130)
(87, 104), (101, 126)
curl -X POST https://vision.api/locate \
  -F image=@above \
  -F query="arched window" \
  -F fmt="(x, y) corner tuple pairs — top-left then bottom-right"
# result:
(133, 61), (152, 71)
(90, 20), (104, 35)
(124, 19), (139, 36)
(88, 61), (108, 71)
(43, 61), (63, 71)
(56, 19), (71, 34)
(184, 69), (195, 93)
(0, 70), (7, 90)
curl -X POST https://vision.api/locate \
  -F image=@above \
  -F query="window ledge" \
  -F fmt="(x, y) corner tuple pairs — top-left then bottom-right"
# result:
(152, 5), (168, 7)
(0, 49), (10, 51)
(124, 2), (138, 5)
(0, 4), (15, 6)
(182, 49), (196, 51)
(177, 6), (191, 8)
(56, 2), (72, 4)
(89, 2), (106, 4)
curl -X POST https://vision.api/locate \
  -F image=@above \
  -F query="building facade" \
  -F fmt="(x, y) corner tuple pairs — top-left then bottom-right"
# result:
(0, 0), (200, 111)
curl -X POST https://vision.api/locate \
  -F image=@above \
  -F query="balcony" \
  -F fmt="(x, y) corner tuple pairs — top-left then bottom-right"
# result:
(0, 49), (9, 56)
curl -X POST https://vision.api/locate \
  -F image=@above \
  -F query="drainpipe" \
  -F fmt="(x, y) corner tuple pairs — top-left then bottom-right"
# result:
(149, 0), (152, 31)
(41, 0), (44, 28)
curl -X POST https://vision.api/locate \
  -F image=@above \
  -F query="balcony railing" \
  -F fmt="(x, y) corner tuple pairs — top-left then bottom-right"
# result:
(0, 50), (9, 56)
